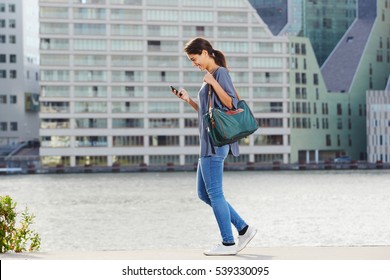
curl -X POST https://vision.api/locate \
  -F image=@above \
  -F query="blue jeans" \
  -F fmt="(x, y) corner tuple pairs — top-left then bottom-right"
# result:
(197, 145), (247, 244)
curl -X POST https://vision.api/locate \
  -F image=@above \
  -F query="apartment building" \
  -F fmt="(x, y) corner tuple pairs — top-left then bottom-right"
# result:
(0, 0), (40, 147)
(38, 0), (389, 168)
(39, 0), (291, 168)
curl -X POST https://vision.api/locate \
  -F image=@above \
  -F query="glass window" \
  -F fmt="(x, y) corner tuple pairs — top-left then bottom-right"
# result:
(0, 35), (5, 43)
(40, 23), (69, 34)
(75, 118), (107, 128)
(41, 136), (70, 148)
(185, 136), (199, 146)
(184, 118), (198, 128)
(9, 54), (16, 63)
(253, 57), (283, 68)
(147, 102), (179, 113)
(149, 118), (179, 128)
(9, 19), (16, 28)
(111, 24), (142, 36)
(111, 55), (142, 67)
(9, 95), (18, 104)
(110, 9), (142, 21)
(74, 70), (107, 82)
(0, 70), (6, 78)
(10, 122), (18, 131)
(0, 54), (5, 63)
(217, 0), (246, 7)
(145, 0), (177, 5)
(110, 0), (142, 5)
(113, 155), (143, 166)
(74, 102), (107, 113)
(182, 11), (212, 22)
(253, 87), (284, 98)
(147, 71), (178, 83)
(41, 70), (69, 81)
(111, 86), (144, 98)
(74, 23), (106, 35)
(74, 39), (106, 50)
(149, 135), (179, 146)
(113, 136), (143, 147)
(74, 55), (106, 66)
(75, 156), (107, 167)
(40, 119), (70, 129)
(254, 135), (283, 146)
(253, 42), (283, 53)
(8, 35), (15, 44)
(218, 27), (248, 38)
(0, 122), (7, 131)
(218, 12), (247, 23)
(147, 25), (179, 37)
(182, 0), (211, 6)
(9, 70), (16, 79)
(8, 4), (15, 12)
(218, 41), (248, 53)
(252, 102), (283, 113)
(112, 101), (143, 113)
(40, 7), (68, 18)
(40, 54), (69, 66)
(41, 38), (69, 50)
(75, 136), (107, 147)
(41, 86), (70, 98)
(111, 40), (142, 51)
(74, 86), (107, 97)
(149, 155), (179, 165)
(148, 86), (175, 98)
(146, 10), (178, 21)
(112, 118), (143, 128)
(111, 70), (143, 82)
(0, 95), (6, 103)
(182, 26), (213, 38)
(73, 8), (106, 20)
(41, 101), (69, 113)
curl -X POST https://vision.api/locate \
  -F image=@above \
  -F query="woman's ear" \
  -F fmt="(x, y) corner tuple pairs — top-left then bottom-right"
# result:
(201, 49), (209, 56)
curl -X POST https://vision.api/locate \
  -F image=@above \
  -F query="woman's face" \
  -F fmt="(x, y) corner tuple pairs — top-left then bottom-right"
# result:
(187, 50), (209, 71)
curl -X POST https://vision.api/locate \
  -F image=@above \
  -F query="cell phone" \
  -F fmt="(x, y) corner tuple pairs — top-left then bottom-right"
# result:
(170, 86), (182, 96)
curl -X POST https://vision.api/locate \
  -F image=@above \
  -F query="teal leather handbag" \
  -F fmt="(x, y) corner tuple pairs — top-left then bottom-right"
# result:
(203, 86), (259, 146)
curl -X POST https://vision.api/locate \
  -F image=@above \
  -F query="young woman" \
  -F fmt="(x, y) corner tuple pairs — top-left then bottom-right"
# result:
(171, 37), (257, 256)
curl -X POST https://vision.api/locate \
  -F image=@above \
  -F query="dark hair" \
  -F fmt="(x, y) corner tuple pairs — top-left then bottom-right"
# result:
(184, 37), (227, 68)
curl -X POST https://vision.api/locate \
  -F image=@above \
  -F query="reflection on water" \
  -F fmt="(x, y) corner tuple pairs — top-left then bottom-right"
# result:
(1, 170), (390, 251)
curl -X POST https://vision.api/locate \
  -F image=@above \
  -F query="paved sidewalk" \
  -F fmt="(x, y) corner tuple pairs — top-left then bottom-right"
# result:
(1, 246), (389, 260)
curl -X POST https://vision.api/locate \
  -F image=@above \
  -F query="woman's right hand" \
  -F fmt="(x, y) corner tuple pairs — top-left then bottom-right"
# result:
(176, 88), (190, 103)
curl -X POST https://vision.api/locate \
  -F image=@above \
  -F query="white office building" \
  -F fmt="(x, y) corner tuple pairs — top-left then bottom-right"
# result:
(39, 0), (291, 168)
(0, 0), (40, 146)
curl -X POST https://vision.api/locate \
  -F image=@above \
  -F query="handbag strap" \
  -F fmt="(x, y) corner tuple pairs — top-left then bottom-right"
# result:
(207, 84), (241, 112)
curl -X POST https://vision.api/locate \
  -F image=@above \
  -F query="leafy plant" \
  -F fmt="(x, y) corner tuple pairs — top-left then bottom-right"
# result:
(0, 195), (41, 253)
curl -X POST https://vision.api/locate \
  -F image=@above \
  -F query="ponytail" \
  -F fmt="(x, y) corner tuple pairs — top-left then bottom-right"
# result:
(184, 37), (228, 68)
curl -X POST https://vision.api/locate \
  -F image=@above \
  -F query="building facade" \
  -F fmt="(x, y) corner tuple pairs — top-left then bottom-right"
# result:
(39, 0), (291, 168)
(38, 0), (389, 168)
(367, 86), (390, 163)
(0, 0), (40, 147)
(303, 0), (357, 66)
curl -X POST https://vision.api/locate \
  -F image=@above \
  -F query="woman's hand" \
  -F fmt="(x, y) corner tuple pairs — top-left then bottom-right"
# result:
(203, 72), (216, 86)
(172, 88), (190, 103)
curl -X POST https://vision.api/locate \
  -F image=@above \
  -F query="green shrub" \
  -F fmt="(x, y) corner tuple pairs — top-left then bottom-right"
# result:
(0, 195), (41, 253)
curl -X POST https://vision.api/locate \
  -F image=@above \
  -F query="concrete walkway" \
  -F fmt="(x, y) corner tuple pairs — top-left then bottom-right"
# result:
(1, 246), (390, 260)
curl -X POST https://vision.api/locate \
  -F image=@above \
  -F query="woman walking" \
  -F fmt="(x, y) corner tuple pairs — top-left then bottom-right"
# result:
(171, 37), (257, 256)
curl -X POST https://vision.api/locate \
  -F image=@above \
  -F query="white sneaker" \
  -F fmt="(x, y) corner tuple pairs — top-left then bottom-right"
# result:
(237, 226), (257, 252)
(204, 243), (237, 256)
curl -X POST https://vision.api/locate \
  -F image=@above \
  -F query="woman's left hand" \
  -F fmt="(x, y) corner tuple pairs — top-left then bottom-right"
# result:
(203, 72), (216, 85)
